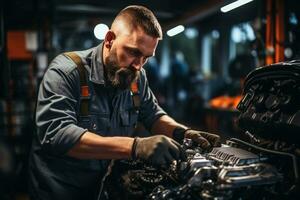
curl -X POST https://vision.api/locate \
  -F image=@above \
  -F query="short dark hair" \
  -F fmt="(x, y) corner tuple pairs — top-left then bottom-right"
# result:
(116, 5), (162, 39)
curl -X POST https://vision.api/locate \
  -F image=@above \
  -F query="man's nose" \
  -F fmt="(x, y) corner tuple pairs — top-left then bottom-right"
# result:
(132, 57), (144, 71)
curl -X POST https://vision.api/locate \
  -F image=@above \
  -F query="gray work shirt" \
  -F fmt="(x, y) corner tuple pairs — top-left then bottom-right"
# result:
(28, 43), (166, 200)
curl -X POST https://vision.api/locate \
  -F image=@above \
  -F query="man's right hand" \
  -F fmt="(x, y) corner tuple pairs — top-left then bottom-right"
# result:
(132, 135), (184, 166)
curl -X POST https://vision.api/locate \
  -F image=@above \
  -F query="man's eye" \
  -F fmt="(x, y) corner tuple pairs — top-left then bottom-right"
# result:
(128, 49), (140, 57)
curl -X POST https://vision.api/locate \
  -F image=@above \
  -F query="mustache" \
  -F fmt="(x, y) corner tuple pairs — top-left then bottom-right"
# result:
(108, 65), (140, 89)
(114, 66), (139, 82)
(119, 65), (139, 77)
(110, 65), (138, 79)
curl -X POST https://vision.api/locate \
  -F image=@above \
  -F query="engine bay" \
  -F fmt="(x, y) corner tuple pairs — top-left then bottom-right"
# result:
(101, 137), (299, 200)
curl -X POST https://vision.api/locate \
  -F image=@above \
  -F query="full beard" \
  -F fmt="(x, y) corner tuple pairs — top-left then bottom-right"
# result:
(105, 50), (140, 90)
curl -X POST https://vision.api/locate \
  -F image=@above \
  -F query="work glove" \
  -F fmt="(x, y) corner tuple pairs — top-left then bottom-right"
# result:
(131, 135), (185, 166)
(173, 127), (221, 149)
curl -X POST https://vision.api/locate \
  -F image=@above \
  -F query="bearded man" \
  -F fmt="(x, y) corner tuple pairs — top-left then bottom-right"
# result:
(28, 5), (220, 200)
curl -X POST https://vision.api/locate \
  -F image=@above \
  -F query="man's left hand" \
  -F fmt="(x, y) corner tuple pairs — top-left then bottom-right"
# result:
(184, 129), (221, 149)
(173, 128), (221, 149)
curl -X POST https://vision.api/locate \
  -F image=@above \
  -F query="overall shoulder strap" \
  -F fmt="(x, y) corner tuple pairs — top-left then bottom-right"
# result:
(130, 81), (140, 112)
(64, 52), (90, 116)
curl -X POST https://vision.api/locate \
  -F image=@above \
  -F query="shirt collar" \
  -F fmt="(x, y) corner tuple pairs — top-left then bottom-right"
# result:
(90, 42), (106, 85)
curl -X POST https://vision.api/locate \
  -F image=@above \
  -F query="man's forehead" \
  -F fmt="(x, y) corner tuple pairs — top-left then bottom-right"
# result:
(122, 30), (158, 56)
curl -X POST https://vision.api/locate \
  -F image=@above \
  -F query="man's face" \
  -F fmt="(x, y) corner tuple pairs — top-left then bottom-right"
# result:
(105, 27), (159, 89)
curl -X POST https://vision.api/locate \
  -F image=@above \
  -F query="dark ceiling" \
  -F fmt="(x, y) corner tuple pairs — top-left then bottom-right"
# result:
(4, 0), (227, 30)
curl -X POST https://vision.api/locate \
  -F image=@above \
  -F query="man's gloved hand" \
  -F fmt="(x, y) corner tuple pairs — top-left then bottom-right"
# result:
(184, 129), (221, 149)
(131, 135), (185, 166)
(173, 127), (221, 149)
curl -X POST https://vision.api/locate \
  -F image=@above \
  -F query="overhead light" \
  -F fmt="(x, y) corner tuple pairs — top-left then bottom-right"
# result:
(220, 0), (253, 13)
(94, 23), (109, 40)
(167, 25), (185, 37)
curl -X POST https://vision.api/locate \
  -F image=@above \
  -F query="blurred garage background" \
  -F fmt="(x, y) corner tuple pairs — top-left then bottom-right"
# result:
(0, 0), (299, 199)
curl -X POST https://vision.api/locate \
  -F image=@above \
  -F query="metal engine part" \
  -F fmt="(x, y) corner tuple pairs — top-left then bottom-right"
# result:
(100, 138), (299, 200)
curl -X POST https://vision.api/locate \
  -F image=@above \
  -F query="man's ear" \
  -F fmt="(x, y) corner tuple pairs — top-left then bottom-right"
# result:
(104, 31), (116, 49)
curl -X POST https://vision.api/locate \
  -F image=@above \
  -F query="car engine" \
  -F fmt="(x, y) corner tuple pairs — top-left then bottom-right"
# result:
(100, 136), (299, 200)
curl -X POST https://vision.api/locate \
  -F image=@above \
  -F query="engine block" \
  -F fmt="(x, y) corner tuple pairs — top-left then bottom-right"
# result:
(100, 138), (299, 200)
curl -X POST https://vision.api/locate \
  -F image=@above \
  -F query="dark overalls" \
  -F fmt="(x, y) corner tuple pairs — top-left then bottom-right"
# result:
(28, 43), (166, 200)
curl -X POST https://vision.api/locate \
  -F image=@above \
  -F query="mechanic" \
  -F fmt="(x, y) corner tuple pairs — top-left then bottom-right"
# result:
(28, 5), (220, 200)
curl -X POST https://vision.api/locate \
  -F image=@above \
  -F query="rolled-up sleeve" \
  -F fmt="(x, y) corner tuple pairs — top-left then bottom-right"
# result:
(36, 55), (87, 155)
(138, 69), (167, 130)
